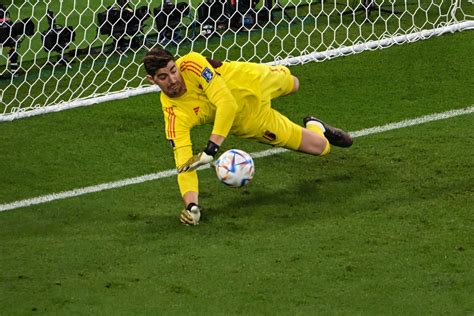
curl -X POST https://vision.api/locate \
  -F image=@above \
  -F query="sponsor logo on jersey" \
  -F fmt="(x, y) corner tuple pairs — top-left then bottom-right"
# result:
(201, 67), (213, 83)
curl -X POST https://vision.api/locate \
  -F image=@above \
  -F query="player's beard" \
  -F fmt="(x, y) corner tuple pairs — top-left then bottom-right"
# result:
(166, 81), (185, 98)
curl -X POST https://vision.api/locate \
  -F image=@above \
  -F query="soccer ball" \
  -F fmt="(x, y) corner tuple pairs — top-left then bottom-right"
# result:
(215, 149), (255, 188)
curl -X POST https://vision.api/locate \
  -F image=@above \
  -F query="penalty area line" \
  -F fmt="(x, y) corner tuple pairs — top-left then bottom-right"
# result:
(1, 105), (473, 213)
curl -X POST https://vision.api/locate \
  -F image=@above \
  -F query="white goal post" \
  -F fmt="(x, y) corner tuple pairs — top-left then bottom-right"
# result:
(0, 0), (473, 121)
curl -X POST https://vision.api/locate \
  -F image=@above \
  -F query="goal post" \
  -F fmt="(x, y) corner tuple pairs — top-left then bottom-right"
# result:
(0, 0), (472, 122)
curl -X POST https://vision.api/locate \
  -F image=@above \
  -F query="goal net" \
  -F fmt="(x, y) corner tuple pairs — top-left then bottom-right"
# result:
(0, 0), (472, 121)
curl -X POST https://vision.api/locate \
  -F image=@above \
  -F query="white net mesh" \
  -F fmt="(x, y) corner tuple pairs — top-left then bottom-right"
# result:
(0, 0), (472, 121)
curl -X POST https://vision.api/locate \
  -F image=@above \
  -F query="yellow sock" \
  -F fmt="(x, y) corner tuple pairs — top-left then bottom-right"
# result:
(306, 123), (331, 156)
(306, 122), (324, 136)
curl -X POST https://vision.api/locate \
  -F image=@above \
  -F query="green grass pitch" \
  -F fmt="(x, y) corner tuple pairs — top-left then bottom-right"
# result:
(0, 30), (473, 314)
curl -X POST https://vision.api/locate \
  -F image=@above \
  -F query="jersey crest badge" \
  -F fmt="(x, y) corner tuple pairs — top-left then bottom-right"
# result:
(201, 67), (213, 83)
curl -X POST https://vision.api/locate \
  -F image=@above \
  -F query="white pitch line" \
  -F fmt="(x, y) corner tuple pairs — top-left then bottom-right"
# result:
(1, 106), (473, 213)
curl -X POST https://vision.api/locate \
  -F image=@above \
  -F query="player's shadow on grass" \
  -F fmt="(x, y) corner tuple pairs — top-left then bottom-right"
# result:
(201, 177), (335, 225)
(206, 157), (391, 225)
(144, 155), (391, 229)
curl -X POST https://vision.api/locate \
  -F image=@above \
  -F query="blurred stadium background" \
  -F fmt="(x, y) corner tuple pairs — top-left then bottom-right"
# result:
(1, 0), (472, 118)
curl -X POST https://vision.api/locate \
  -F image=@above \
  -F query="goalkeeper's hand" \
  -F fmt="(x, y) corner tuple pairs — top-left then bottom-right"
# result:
(180, 203), (201, 226)
(178, 152), (214, 173)
(178, 140), (220, 173)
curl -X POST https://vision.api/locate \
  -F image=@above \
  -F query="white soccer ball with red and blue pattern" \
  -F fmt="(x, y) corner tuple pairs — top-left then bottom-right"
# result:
(215, 149), (255, 188)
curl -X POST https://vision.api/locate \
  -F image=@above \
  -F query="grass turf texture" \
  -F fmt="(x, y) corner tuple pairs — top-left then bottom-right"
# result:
(0, 31), (473, 313)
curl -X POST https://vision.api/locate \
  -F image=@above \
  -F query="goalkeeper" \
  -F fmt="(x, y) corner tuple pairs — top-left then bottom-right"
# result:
(143, 48), (353, 225)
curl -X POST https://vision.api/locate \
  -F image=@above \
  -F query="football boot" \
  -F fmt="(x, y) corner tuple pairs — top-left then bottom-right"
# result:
(303, 116), (353, 148)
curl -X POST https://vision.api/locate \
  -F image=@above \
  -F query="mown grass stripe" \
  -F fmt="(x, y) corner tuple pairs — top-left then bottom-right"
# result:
(1, 105), (472, 212)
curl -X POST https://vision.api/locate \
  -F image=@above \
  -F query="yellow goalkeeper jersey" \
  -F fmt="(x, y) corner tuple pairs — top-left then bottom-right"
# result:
(160, 52), (294, 196)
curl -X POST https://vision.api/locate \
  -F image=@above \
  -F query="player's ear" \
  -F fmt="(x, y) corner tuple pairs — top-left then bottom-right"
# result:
(146, 75), (156, 85)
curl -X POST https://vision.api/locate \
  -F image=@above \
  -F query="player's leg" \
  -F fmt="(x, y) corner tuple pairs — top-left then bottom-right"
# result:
(244, 107), (327, 155)
(239, 107), (351, 156)
(252, 109), (352, 156)
(298, 126), (331, 156)
(237, 65), (351, 154)
(297, 116), (354, 155)
(303, 116), (353, 148)
(288, 118), (353, 155)
(281, 118), (330, 156)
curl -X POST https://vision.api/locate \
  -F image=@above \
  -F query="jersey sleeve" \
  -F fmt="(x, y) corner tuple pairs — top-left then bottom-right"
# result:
(180, 52), (238, 138)
(163, 106), (198, 197)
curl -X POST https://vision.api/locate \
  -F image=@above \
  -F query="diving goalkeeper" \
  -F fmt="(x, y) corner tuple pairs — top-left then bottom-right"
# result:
(143, 48), (353, 226)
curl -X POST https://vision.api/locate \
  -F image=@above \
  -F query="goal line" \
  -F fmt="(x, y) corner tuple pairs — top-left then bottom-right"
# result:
(1, 105), (473, 213)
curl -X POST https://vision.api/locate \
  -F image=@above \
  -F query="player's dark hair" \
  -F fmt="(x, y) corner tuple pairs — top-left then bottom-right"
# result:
(143, 48), (175, 76)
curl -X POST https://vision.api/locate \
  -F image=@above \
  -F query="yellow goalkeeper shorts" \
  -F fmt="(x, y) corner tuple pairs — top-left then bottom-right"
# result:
(231, 65), (302, 150)
(250, 105), (303, 150)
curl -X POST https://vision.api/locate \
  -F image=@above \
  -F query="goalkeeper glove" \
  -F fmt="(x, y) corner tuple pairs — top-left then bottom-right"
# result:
(178, 140), (219, 173)
(180, 203), (201, 226)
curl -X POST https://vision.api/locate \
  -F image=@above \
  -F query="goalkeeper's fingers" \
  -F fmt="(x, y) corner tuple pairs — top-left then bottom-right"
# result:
(178, 152), (214, 173)
(180, 204), (201, 225)
(177, 154), (200, 173)
(180, 210), (195, 225)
